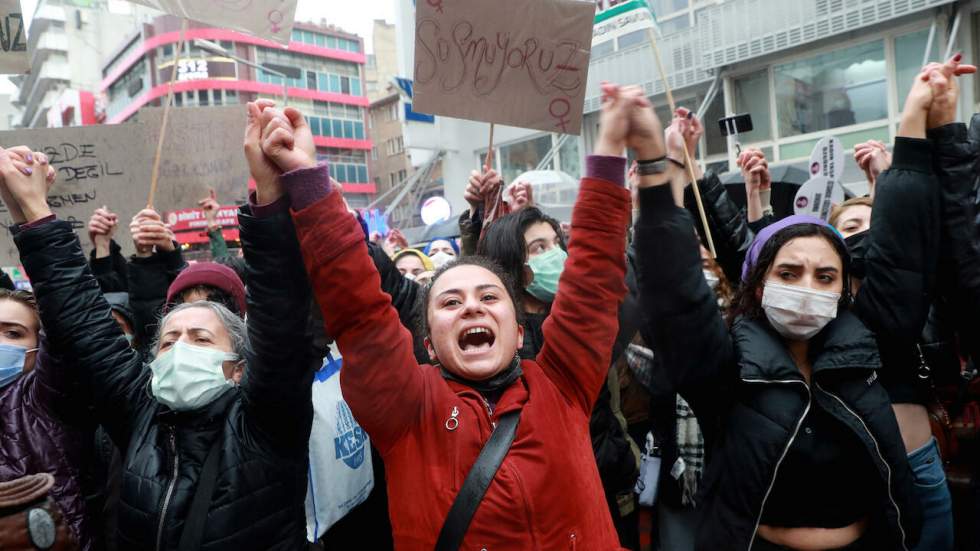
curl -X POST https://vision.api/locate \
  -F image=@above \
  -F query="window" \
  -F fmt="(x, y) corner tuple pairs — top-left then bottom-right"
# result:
(695, 92), (725, 155)
(592, 40), (615, 59)
(309, 117), (321, 136)
(315, 33), (326, 48)
(499, 135), (552, 183)
(650, 0), (688, 16)
(389, 173), (397, 187)
(371, 147), (378, 160)
(198, 90), (209, 106)
(307, 71), (317, 90)
(774, 40), (887, 138)
(895, 29), (939, 107)
(659, 14), (690, 36)
(732, 70), (773, 142)
(617, 30), (647, 51)
(398, 169), (407, 182)
(341, 76), (351, 95)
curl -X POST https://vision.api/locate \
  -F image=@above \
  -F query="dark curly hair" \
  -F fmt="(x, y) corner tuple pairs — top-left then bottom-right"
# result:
(476, 207), (565, 293)
(728, 223), (852, 326)
(417, 255), (525, 339)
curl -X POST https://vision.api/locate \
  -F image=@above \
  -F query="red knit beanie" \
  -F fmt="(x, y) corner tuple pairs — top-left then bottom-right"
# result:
(166, 262), (246, 316)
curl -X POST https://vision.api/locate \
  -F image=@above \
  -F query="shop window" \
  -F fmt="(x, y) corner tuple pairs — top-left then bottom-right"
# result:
(895, 29), (940, 106)
(732, 70), (773, 142)
(774, 40), (887, 138)
(499, 135), (552, 184)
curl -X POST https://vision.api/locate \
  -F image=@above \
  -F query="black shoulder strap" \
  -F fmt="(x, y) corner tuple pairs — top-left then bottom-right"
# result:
(434, 409), (521, 551)
(177, 437), (223, 551)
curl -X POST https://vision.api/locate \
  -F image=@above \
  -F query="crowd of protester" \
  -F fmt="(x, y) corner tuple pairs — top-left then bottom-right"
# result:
(0, 55), (978, 551)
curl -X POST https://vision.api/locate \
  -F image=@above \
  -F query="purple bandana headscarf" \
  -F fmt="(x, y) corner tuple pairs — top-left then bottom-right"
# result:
(740, 215), (844, 282)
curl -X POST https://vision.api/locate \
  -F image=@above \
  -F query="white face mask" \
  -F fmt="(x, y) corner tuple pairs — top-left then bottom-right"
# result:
(429, 251), (455, 269)
(703, 270), (720, 291)
(761, 282), (840, 341)
(150, 342), (240, 411)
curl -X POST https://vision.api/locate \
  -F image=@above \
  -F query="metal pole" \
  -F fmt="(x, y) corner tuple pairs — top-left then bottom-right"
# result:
(922, 18), (937, 66)
(944, 8), (962, 60)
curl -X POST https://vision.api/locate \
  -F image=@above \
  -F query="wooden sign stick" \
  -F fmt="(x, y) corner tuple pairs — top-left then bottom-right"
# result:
(645, 28), (717, 258)
(146, 18), (189, 210)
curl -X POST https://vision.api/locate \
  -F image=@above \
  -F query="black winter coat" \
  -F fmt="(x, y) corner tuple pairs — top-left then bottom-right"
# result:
(15, 208), (316, 551)
(634, 184), (921, 551)
(930, 121), (980, 365)
(89, 239), (129, 294)
(683, 171), (755, 284)
(126, 246), (186, 347)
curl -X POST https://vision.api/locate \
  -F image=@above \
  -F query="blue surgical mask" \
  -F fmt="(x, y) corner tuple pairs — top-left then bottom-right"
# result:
(526, 247), (568, 302)
(0, 343), (36, 390)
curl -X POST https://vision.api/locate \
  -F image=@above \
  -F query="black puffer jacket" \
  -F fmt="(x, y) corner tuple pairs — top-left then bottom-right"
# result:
(634, 184), (921, 551)
(127, 246), (186, 347)
(16, 208), (315, 551)
(930, 121), (980, 365)
(683, 171), (755, 283)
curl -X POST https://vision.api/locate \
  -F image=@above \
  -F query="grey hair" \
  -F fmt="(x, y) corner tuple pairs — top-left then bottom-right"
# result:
(154, 301), (248, 359)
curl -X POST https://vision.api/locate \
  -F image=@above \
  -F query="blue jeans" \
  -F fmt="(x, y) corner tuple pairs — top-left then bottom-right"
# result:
(909, 437), (953, 551)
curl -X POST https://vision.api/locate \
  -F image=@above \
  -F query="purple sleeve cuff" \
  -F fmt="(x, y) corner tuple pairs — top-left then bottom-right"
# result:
(20, 214), (56, 230)
(247, 191), (290, 218)
(281, 163), (331, 211)
(586, 155), (627, 187)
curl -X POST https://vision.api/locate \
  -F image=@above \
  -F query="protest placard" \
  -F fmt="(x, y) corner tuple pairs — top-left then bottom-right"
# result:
(0, 106), (250, 266)
(0, 0), (29, 74)
(0, 123), (152, 265)
(138, 105), (250, 212)
(122, 0), (298, 45)
(412, 0), (594, 135)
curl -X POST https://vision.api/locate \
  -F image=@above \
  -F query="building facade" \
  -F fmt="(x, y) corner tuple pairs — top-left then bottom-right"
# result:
(582, 0), (974, 193)
(365, 19), (399, 101)
(394, 0), (980, 218)
(99, 15), (375, 206)
(12, 0), (138, 128)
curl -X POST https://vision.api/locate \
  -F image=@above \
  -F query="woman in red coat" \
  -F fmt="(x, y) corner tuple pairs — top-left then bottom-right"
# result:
(247, 84), (661, 549)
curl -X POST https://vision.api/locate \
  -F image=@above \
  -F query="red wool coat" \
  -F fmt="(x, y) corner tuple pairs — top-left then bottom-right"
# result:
(292, 172), (630, 550)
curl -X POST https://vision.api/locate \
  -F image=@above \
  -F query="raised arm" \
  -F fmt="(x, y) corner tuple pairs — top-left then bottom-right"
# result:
(1, 147), (145, 449)
(853, 57), (973, 338)
(237, 201), (316, 451)
(534, 84), (639, 413)
(127, 210), (187, 344)
(253, 104), (425, 453)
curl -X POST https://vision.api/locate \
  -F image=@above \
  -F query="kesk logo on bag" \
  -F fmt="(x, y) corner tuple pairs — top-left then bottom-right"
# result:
(334, 401), (368, 469)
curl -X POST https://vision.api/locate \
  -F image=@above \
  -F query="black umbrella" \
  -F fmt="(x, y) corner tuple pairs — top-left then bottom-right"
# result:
(719, 163), (853, 220)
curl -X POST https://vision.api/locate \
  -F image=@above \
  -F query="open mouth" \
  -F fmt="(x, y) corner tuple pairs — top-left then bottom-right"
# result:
(458, 326), (496, 354)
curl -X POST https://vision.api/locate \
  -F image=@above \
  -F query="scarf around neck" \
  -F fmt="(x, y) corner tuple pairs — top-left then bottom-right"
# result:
(440, 353), (523, 395)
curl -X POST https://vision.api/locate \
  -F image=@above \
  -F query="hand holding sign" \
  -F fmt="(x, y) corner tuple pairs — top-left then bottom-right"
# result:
(88, 206), (119, 250)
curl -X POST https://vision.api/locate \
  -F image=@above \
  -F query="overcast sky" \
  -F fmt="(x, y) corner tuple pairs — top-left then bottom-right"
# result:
(2, 0), (397, 93)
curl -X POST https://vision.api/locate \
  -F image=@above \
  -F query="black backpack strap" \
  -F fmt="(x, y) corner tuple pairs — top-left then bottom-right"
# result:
(434, 409), (521, 551)
(177, 437), (223, 551)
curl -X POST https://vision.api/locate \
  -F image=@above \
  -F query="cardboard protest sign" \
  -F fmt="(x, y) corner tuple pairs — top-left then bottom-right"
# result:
(0, 123), (152, 265)
(123, 0), (298, 45)
(795, 137), (846, 220)
(0, 106), (251, 266)
(138, 106), (250, 212)
(0, 0), (28, 74)
(413, 0), (594, 134)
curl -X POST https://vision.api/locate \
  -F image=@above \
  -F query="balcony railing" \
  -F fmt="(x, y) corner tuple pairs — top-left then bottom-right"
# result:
(585, 0), (955, 112)
(698, 0), (955, 69)
(584, 26), (710, 113)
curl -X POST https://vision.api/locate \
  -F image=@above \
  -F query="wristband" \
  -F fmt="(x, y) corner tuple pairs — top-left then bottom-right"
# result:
(667, 157), (685, 169)
(636, 158), (669, 176)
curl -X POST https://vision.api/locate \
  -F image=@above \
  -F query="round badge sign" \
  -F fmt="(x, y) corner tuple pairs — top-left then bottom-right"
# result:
(808, 136), (845, 181)
(794, 175), (845, 221)
(420, 196), (452, 226)
(27, 507), (57, 549)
